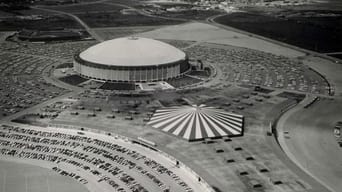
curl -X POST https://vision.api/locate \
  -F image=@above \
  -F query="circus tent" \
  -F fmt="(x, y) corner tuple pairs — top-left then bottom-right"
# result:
(147, 105), (244, 141)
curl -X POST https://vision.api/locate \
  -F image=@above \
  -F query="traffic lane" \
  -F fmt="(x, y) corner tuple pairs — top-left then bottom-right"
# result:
(284, 98), (342, 192)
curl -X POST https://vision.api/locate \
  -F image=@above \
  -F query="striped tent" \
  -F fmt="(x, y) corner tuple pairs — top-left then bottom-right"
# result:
(147, 105), (244, 141)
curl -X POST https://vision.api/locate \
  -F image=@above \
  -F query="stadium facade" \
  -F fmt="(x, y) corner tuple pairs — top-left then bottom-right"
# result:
(74, 37), (190, 82)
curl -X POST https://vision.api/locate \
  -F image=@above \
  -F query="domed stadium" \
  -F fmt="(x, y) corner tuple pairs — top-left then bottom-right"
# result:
(73, 37), (190, 82)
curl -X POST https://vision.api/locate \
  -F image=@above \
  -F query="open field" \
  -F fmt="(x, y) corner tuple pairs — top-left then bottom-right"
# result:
(152, 9), (223, 20)
(35, 0), (107, 6)
(138, 2), (223, 20)
(93, 26), (160, 40)
(77, 12), (183, 27)
(0, 14), (82, 31)
(214, 10), (342, 54)
(45, 3), (123, 14)
(0, 10), (14, 17)
(137, 22), (305, 58)
(332, 54), (342, 59)
(8, 8), (57, 16)
(37, 0), (141, 7)
(42, 2), (185, 27)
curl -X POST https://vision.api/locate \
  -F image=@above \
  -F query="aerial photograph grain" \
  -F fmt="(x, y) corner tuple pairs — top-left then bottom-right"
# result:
(0, 0), (341, 192)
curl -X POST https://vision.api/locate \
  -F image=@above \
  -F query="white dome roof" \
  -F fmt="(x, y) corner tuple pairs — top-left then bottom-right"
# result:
(79, 37), (186, 67)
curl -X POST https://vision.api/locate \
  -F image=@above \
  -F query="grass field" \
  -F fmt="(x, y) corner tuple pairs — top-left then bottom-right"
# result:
(94, 26), (160, 40)
(59, 74), (88, 85)
(99, 82), (136, 90)
(214, 10), (342, 53)
(14, 8), (55, 16)
(0, 6), (57, 16)
(46, 3), (123, 14)
(0, 10), (15, 17)
(0, 15), (82, 31)
(77, 12), (184, 28)
(166, 76), (201, 88)
(330, 54), (342, 59)
(43, 2), (185, 27)
(159, 10), (223, 20)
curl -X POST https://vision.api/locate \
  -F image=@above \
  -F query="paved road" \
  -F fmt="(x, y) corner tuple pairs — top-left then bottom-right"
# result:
(205, 13), (342, 192)
(207, 15), (342, 192)
(277, 97), (342, 192)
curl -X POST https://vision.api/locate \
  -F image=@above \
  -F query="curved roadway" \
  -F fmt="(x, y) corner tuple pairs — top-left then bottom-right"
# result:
(208, 13), (342, 192)
(277, 97), (342, 192)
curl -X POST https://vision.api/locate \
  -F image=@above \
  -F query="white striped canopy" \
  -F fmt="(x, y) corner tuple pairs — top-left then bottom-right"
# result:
(147, 105), (244, 141)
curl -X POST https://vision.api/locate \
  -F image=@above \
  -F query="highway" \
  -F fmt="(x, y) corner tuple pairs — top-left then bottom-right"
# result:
(206, 15), (342, 192)
(277, 97), (342, 192)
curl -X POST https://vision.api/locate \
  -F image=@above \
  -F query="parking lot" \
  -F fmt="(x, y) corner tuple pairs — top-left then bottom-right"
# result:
(0, 39), (99, 118)
(0, 124), (210, 192)
(186, 43), (330, 95)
